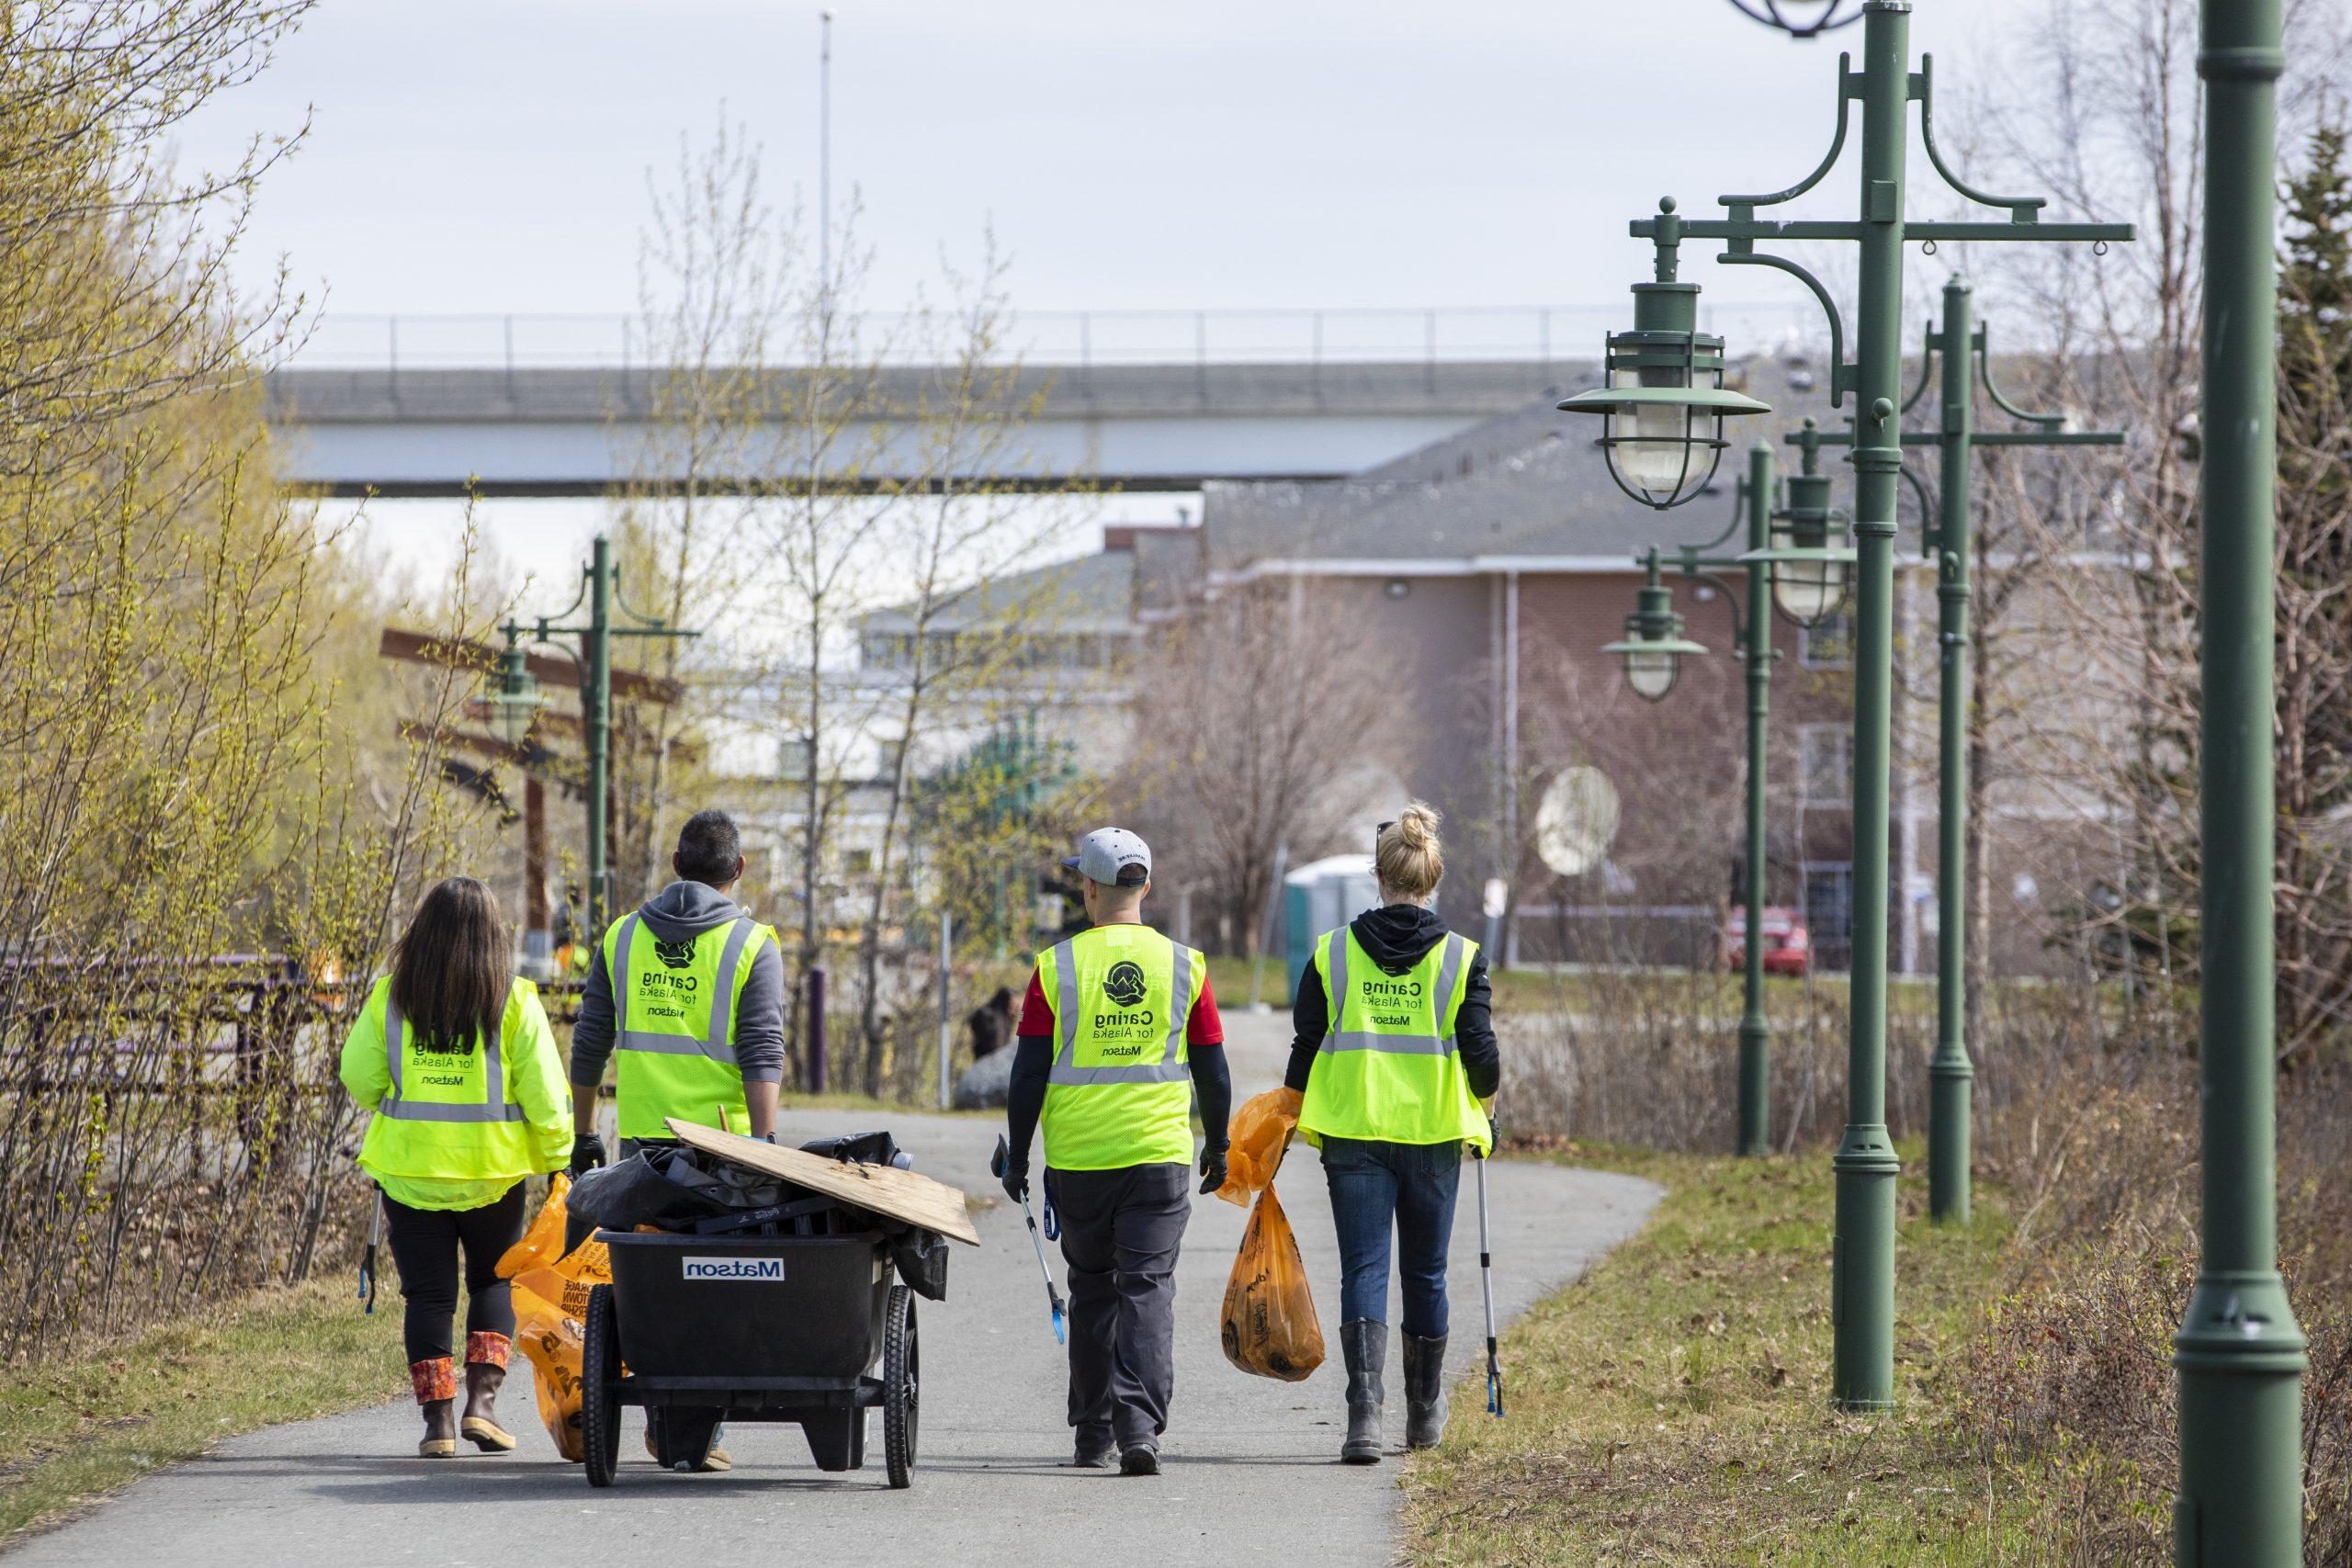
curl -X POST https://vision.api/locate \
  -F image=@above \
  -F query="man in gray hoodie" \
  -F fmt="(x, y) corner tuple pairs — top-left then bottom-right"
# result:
(569, 809), (787, 1168)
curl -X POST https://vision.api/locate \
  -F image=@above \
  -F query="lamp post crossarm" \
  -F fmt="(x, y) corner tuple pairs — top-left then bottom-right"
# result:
(1669, 558), (1756, 649)
(611, 569), (679, 634)
(1715, 53), (1856, 212)
(1634, 217), (2134, 245)
(1917, 55), (2049, 221)
(1720, 247), (1855, 406)
(1901, 330), (1938, 414)
(1974, 325), (2091, 430)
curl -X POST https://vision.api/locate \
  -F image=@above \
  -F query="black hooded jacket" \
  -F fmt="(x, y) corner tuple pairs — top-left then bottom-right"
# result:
(1283, 903), (1500, 1100)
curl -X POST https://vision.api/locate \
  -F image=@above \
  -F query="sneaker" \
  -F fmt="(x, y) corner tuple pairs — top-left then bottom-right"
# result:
(1119, 1444), (1159, 1477)
(1072, 1436), (1117, 1470)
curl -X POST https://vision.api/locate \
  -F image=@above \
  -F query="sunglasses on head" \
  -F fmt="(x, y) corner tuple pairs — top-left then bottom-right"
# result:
(1376, 819), (1395, 839)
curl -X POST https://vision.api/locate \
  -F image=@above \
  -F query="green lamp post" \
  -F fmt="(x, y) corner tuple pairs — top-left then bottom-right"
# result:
(1600, 444), (1853, 1157)
(1807, 277), (2124, 1226)
(1565, 0), (2131, 1411)
(2172, 0), (2303, 1560)
(491, 534), (701, 938)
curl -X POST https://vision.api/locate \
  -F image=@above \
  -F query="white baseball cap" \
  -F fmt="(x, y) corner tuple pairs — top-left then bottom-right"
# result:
(1062, 827), (1152, 887)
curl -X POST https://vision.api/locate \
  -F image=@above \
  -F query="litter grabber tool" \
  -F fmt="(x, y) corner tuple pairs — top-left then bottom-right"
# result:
(357, 1186), (383, 1315)
(991, 1134), (1067, 1345)
(1473, 1144), (1502, 1416)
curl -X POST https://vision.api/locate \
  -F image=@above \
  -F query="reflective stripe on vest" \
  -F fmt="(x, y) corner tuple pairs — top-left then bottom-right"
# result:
(611, 911), (756, 1065)
(1046, 938), (1192, 1086)
(379, 995), (526, 1123)
(1317, 932), (1467, 1057)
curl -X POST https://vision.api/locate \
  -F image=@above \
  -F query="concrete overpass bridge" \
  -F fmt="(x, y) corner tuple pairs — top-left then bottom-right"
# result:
(263, 305), (1801, 496)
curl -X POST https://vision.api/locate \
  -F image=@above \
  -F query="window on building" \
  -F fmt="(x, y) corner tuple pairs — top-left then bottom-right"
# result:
(873, 738), (905, 781)
(1804, 862), (1853, 951)
(859, 631), (914, 670)
(1800, 612), (1852, 669)
(1799, 724), (1852, 804)
(779, 736), (815, 782)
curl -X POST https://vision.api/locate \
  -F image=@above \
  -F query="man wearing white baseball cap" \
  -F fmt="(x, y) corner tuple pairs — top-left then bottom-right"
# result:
(999, 827), (1230, 1476)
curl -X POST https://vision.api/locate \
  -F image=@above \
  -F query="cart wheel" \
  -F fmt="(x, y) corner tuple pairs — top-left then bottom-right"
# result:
(882, 1283), (918, 1488)
(582, 1282), (621, 1488)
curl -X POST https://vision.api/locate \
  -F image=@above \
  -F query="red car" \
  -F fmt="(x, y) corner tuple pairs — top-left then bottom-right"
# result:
(1721, 906), (1811, 977)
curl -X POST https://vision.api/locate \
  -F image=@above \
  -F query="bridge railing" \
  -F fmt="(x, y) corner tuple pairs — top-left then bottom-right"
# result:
(286, 304), (1814, 377)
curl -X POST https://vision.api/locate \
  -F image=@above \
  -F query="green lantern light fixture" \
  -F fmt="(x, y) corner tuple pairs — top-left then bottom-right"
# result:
(487, 637), (545, 746)
(1740, 417), (1854, 628)
(1559, 197), (1772, 511)
(1604, 549), (1710, 702)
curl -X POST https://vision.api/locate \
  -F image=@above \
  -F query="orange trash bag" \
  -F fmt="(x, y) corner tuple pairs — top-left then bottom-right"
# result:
(1220, 1182), (1326, 1382)
(1215, 1086), (1302, 1207)
(495, 1175), (612, 1461)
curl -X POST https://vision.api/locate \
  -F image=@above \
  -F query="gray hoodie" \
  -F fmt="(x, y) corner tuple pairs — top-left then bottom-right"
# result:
(570, 880), (788, 1087)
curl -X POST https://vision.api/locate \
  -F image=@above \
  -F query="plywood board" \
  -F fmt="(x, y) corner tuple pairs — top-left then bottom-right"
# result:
(665, 1119), (980, 1247)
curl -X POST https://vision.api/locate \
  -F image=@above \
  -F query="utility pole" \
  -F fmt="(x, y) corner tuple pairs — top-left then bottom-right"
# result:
(2174, 0), (2303, 1558)
(819, 10), (833, 297)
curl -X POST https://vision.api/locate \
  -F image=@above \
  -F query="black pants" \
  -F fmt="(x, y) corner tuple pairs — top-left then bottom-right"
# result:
(1045, 1162), (1191, 1451)
(383, 1182), (527, 1367)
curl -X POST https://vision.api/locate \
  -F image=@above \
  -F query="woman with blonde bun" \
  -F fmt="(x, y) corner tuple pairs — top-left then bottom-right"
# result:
(1284, 803), (1498, 1463)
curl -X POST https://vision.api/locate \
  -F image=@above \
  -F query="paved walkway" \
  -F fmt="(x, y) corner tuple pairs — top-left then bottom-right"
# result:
(9, 1010), (1658, 1568)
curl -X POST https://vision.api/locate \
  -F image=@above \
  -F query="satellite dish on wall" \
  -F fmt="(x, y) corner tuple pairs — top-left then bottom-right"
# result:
(1534, 767), (1622, 878)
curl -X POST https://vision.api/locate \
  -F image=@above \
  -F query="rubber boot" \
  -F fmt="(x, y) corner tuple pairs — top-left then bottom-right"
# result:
(412, 1357), (458, 1458)
(1340, 1319), (1385, 1464)
(460, 1335), (515, 1452)
(1402, 1333), (1450, 1450)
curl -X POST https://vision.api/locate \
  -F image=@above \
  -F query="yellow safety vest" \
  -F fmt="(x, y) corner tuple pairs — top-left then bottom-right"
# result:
(1297, 927), (1493, 1154)
(344, 976), (571, 1208)
(1036, 924), (1202, 1170)
(602, 910), (776, 1141)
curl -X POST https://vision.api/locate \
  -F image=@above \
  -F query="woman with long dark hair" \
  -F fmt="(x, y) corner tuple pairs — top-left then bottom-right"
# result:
(340, 877), (571, 1458)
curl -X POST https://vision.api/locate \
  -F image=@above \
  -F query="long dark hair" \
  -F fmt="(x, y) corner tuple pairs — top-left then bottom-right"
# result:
(389, 876), (513, 1055)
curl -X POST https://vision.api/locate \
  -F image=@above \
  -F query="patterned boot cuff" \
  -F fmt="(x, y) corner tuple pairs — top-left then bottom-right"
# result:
(409, 1357), (458, 1404)
(465, 1331), (512, 1369)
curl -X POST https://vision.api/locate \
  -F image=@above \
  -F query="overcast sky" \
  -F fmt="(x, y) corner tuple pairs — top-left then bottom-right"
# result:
(184, 0), (2050, 321)
(193, 0), (2054, 608)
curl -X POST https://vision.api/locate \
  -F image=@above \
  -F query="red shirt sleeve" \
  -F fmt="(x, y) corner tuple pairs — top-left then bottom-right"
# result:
(1187, 971), (1224, 1046)
(1015, 966), (1056, 1038)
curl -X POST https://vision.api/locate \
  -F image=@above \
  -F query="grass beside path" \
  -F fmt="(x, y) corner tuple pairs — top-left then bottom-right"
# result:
(0, 1275), (402, 1545)
(1404, 1144), (2029, 1565)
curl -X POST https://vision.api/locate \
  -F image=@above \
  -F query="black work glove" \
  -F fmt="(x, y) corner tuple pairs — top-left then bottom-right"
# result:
(1198, 1145), (1229, 1196)
(1000, 1155), (1029, 1203)
(568, 1133), (608, 1179)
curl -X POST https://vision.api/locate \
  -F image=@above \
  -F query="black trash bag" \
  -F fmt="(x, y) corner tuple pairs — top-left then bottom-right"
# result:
(891, 1228), (950, 1301)
(797, 1130), (911, 1170)
(569, 1145), (786, 1235)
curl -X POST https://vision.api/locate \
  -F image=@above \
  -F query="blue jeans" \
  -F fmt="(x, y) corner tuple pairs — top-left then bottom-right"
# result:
(1319, 1136), (1462, 1338)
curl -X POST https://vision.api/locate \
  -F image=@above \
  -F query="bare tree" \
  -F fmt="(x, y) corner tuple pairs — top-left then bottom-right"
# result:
(610, 117), (785, 906)
(1129, 583), (1400, 953)
(841, 249), (1076, 1095)
(1953, 0), (2352, 1055)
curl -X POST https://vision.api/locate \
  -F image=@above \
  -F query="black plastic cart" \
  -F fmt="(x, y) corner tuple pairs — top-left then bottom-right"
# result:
(580, 1228), (921, 1488)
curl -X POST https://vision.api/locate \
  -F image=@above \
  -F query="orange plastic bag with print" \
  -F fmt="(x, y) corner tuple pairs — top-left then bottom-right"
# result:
(495, 1176), (612, 1461)
(1219, 1182), (1325, 1382)
(1215, 1086), (1302, 1207)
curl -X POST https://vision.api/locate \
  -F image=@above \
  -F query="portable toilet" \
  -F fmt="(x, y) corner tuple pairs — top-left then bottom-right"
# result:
(1283, 855), (1381, 1005)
